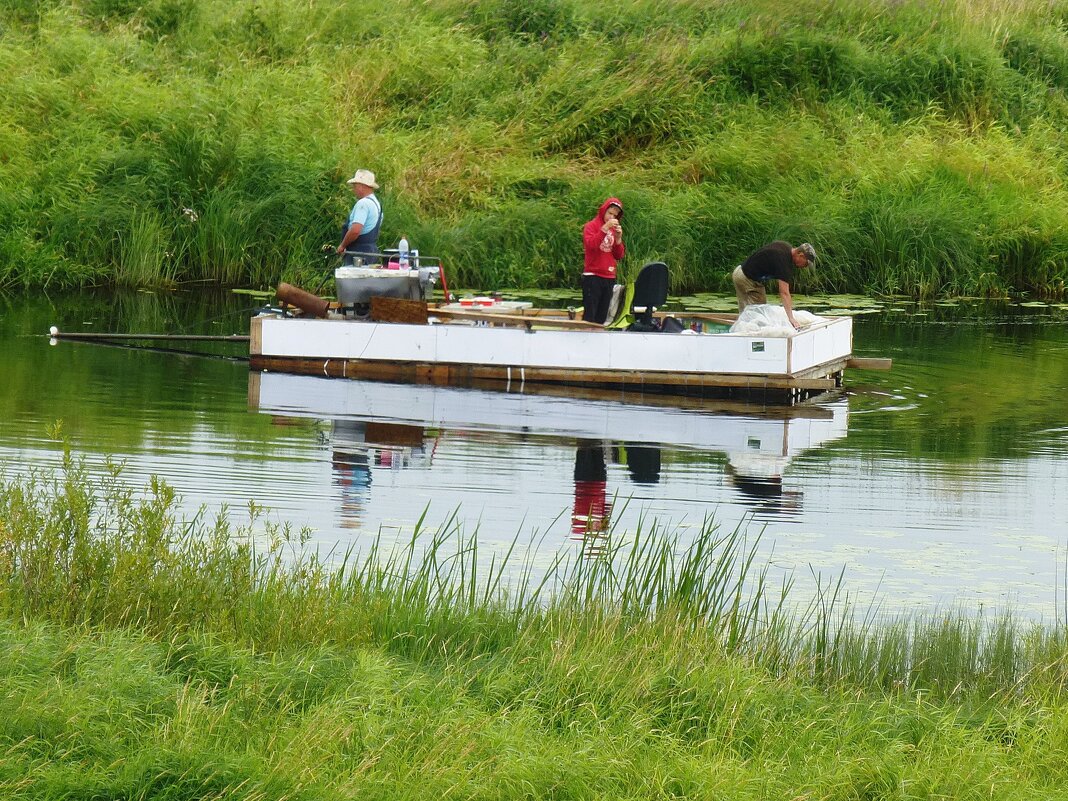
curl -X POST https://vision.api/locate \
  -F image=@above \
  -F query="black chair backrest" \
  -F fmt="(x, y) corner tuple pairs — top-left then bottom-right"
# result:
(631, 262), (669, 324)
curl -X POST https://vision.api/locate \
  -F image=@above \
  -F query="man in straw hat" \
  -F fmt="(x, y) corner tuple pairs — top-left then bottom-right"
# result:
(731, 240), (816, 331)
(336, 169), (383, 265)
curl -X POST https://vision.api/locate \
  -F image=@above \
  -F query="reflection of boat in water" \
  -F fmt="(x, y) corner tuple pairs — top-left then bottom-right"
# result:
(250, 371), (849, 461)
(251, 373), (850, 526)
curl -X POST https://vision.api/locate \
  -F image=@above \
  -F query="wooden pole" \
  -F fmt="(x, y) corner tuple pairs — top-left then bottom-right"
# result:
(49, 331), (250, 342)
(431, 308), (606, 330)
(276, 282), (330, 318)
(844, 357), (893, 370)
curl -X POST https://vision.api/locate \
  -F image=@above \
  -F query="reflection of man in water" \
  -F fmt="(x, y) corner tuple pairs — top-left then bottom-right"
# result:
(622, 444), (661, 485)
(331, 420), (374, 528)
(572, 440), (612, 553)
(725, 450), (802, 515)
(332, 449), (372, 528)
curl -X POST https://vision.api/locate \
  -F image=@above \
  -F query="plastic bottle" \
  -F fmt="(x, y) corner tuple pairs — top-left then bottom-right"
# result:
(398, 237), (409, 269)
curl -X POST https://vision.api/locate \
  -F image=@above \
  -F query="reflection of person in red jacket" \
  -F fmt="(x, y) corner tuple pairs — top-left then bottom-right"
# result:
(581, 197), (625, 324)
(572, 441), (612, 551)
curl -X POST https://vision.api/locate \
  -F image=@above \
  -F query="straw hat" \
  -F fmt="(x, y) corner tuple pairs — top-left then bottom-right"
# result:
(345, 169), (379, 189)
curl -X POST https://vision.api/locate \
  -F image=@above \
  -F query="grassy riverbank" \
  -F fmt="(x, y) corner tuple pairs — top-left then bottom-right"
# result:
(3, 0), (1068, 297)
(2, 451), (1068, 798)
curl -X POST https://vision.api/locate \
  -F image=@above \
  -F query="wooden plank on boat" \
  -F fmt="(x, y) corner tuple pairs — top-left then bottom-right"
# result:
(432, 308), (606, 330)
(845, 357), (893, 370)
(250, 316), (263, 356)
(430, 306), (576, 319)
(371, 297), (429, 325)
(654, 311), (739, 325)
(476, 308), (740, 325)
(250, 356), (838, 392)
(512, 308), (579, 318)
(794, 358), (848, 380)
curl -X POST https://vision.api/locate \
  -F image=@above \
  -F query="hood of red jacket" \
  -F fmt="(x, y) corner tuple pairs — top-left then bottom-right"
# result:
(597, 197), (623, 222)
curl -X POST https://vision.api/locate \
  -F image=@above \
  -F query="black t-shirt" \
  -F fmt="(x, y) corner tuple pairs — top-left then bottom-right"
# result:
(741, 241), (794, 286)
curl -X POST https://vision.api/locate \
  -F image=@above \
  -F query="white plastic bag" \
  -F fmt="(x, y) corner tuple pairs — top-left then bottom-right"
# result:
(728, 304), (824, 336)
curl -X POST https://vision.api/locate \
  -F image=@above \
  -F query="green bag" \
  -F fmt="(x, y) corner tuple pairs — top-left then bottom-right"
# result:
(606, 282), (635, 329)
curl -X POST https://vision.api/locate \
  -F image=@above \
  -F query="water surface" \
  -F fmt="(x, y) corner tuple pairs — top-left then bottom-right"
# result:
(2, 291), (1065, 617)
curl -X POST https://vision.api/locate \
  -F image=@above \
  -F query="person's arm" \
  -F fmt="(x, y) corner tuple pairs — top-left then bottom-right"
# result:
(337, 222), (364, 254)
(583, 221), (603, 252)
(612, 230), (625, 260)
(777, 280), (800, 329)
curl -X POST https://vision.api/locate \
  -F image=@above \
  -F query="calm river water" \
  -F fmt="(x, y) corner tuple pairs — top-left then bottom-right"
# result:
(2, 291), (1066, 618)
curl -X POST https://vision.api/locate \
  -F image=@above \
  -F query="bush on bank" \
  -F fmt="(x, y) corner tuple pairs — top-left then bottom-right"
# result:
(2, 0), (1068, 297)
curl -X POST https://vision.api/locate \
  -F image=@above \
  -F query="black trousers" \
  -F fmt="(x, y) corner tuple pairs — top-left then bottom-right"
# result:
(581, 275), (616, 324)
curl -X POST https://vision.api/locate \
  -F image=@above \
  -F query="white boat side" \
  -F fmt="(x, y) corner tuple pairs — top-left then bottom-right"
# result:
(251, 372), (849, 457)
(251, 314), (853, 378)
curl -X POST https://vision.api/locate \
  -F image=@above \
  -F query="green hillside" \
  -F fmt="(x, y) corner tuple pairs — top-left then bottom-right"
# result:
(3, 0), (1068, 296)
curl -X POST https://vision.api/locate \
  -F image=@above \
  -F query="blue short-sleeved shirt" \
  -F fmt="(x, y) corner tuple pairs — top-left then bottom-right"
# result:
(347, 194), (381, 232)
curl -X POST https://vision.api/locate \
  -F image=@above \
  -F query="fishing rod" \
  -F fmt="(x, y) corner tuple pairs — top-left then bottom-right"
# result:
(48, 328), (250, 343)
(46, 334), (248, 362)
(46, 328), (250, 362)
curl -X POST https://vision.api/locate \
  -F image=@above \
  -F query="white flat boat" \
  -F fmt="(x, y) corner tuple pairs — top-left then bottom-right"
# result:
(250, 262), (886, 403)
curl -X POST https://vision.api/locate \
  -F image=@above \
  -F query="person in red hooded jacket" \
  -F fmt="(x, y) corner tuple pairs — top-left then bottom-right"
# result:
(581, 197), (625, 324)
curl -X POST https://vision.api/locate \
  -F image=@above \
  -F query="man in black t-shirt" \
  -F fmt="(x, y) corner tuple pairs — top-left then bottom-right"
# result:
(732, 241), (816, 330)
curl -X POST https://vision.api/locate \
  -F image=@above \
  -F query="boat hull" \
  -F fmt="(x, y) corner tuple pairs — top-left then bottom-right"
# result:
(249, 315), (852, 401)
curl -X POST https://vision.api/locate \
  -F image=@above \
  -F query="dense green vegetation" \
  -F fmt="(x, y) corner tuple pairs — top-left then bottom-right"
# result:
(3, 0), (1068, 296)
(2, 450), (1068, 798)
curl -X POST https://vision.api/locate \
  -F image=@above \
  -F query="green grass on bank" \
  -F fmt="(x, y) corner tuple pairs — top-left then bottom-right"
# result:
(3, 0), (1068, 297)
(2, 447), (1068, 798)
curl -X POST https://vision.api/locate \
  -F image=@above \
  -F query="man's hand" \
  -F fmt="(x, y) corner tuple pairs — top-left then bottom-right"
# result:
(336, 244), (345, 255)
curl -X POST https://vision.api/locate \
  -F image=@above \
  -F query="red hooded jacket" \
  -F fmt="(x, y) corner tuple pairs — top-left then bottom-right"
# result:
(582, 197), (625, 279)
